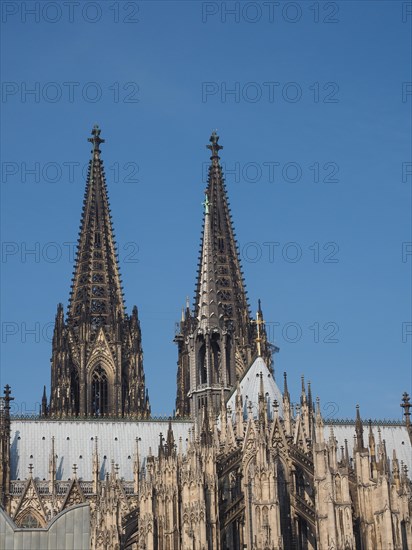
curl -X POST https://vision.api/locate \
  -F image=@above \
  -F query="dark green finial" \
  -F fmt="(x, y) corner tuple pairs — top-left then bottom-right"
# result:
(202, 192), (210, 214)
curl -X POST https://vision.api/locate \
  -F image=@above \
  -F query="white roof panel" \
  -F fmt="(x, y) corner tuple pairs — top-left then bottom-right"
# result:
(226, 356), (284, 420)
(10, 419), (193, 482)
(324, 423), (412, 473)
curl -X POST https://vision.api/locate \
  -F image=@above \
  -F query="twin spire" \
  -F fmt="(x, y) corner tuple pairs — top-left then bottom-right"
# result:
(194, 131), (252, 342)
(46, 125), (271, 419)
(68, 125), (124, 330)
(44, 126), (149, 418)
(195, 131), (270, 363)
(175, 131), (272, 417)
(74, 126), (239, 336)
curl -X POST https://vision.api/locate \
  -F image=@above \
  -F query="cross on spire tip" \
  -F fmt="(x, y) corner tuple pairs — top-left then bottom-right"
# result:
(206, 130), (223, 158)
(88, 124), (105, 154)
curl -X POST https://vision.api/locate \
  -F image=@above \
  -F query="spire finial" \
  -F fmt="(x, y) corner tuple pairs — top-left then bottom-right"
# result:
(258, 372), (264, 398)
(41, 385), (48, 417)
(344, 438), (350, 466)
(4, 384), (13, 405)
(207, 130), (223, 159)
(247, 399), (253, 419)
(88, 124), (105, 155)
(251, 304), (265, 356)
(307, 381), (313, 411)
(355, 404), (365, 451)
(283, 372), (289, 397)
(3, 385), (14, 420)
(401, 392), (411, 427)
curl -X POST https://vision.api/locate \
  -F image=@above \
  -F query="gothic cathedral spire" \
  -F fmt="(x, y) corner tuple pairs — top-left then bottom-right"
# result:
(196, 132), (251, 358)
(175, 132), (272, 418)
(68, 125), (124, 327)
(44, 126), (150, 419)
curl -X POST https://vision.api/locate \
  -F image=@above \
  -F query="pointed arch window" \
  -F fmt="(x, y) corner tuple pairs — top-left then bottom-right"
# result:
(16, 509), (44, 528)
(198, 344), (206, 384)
(295, 467), (305, 497)
(91, 365), (108, 416)
(122, 376), (128, 415)
(225, 337), (231, 386)
(276, 458), (293, 547)
(211, 338), (220, 385)
(94, 231), (102, 248)
(70, 368), (80, 416)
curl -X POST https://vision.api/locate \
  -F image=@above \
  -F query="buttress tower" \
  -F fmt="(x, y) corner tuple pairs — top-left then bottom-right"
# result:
(175, 132), (272, 417)
(43, 126), (150, 418)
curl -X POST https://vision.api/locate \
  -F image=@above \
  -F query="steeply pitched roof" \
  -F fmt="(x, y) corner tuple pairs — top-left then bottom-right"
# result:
(226, 356), (284, 420)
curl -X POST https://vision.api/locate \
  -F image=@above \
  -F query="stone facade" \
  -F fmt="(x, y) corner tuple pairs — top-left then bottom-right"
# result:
(0, 128), (410, 549)
(1, 385), (411, 549)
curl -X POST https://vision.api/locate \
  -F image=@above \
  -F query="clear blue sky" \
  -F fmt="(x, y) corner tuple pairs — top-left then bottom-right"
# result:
(1, 1), (411, 420)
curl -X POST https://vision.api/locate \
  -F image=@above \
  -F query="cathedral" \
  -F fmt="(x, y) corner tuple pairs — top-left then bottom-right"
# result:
(0, 126), (411, 550)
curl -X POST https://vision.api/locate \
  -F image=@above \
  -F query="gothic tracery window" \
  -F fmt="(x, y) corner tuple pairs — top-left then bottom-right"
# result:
(91, 299), (106, 313)
(91, 316), (103, 329)
(16, 509), (43, 528)
(225, 340), (231, 385)
(92, 273), (104, 283)
(70, 368), (80, 415)
(91, 365), (108, 416)
(198, 344), (206, 385)
(276, 458), (293, 547)
(92, 286), (105, 297)
(211, 338), (220, 384)
(94, 232), (101, 248)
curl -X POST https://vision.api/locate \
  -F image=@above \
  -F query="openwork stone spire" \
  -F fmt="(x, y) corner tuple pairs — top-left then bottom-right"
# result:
(193, 131), (251, 351)
(175, 132), (272, 418)
(68, 125), (124, 329)
(44, 127), (150, 419)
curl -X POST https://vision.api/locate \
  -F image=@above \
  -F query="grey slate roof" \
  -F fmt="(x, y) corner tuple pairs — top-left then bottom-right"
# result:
(10, 417), (410, 483)
(226, 356), (284, 420)
(10, 419), (193, 481)
(324, 423), (412, 472)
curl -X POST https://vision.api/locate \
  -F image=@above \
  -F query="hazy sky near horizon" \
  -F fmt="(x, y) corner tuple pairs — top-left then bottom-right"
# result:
(1, 1), (411, 420)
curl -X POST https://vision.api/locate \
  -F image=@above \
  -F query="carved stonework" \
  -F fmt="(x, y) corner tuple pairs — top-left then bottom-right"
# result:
(61, 479), (85, 511)
(175, 132), (273, 419)
(0, 131), (410, 550)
